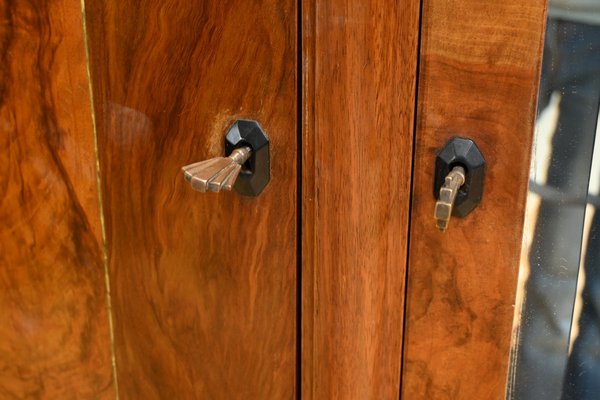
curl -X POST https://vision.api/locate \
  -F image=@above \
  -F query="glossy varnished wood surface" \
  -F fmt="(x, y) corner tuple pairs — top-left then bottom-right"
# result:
(86, 1), (297, 398)
(0, 1), (114, 398)
(302, 0), (420, 398)
(401, 1), (547, 398)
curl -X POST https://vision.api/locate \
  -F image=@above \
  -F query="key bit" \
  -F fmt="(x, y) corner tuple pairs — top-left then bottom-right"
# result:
(182, 146), (252, 193)
(435, 166), (466, 232)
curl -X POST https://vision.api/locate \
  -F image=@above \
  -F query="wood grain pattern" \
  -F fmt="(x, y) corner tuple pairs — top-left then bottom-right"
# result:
(0, 0), (114, 398)
(401, 1), (547, 398)
(301, 0), (420, 398)
(85, 1), (297, 398)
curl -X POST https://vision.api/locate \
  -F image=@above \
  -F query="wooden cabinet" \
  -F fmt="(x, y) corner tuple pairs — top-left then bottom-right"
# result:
(0, 0), (546, 398)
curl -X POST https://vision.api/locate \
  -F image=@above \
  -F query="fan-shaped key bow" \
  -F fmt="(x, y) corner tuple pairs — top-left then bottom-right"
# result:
(181, 146), (252, 193)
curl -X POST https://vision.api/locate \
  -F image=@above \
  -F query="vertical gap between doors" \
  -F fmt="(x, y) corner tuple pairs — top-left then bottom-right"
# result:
(398, 0), (425, 398)
(296, 0), (303, 398)
(79, 1), (120, 398)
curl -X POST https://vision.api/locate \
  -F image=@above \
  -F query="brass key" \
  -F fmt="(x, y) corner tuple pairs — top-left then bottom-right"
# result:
(435, 166), (466, 232)
(182, 147), (252, 193)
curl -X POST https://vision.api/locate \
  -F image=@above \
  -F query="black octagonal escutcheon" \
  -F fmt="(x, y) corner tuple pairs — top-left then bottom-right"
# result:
(434, 137), (486, 217)
(224, 120), (270, 197)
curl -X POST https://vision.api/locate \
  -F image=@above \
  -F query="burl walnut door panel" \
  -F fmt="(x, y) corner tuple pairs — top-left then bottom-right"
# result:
(401, 1), (547, 399)
(0, 2), (115, 398)
(85, 1), (297, 398)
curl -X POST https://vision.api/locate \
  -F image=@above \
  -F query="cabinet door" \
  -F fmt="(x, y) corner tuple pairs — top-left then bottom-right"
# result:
(85, 1), (298, 398)
(401, 1), (547, 399)
(0, 2), (114, 398)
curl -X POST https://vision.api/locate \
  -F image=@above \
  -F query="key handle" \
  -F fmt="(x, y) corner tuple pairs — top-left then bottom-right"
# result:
(435, 166), (466, 231)
(182, 147), (252, 193)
